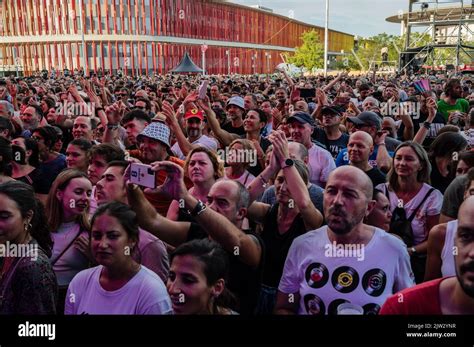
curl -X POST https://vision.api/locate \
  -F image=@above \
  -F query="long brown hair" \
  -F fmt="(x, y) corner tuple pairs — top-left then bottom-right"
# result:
(45, 169), (91, 232)
(387, 141), (431, 191)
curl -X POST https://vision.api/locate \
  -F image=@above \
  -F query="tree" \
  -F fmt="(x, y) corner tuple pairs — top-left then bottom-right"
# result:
(287, 30), (325, 71)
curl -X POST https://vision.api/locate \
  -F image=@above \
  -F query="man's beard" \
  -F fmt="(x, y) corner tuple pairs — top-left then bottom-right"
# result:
(326, 206), (365, 235)
(188, 129), (200, 138)
(23, 121), (37, 131)
(456, 260), (474, 298)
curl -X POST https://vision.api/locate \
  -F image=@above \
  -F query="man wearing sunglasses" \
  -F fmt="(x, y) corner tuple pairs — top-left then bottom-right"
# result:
(335, 111), (394, 173)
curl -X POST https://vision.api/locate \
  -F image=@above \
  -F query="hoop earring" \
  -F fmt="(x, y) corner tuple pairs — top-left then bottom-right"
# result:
(24, 223), (30, 233)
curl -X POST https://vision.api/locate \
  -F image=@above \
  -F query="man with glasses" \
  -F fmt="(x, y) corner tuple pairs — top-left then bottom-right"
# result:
(312, 106), (349, 159)
(288, 112), (335, 188)
(134, 98), (153, 118)
(335, 111), (393, 172)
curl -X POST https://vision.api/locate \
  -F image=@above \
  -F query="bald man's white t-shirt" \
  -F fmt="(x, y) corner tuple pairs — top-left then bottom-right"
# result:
(278, 226), (414, 315)
(65, 265), (172, 314)
(307, 143), (336, 188)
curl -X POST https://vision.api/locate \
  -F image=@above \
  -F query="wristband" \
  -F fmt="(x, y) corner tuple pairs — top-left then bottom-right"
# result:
(190, 200), (207, 217)
(423, 121), (432, 130)
(259, 175), (268, 188)
(107, 124), (119, 130)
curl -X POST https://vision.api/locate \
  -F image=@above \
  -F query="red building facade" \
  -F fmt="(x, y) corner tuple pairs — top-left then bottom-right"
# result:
(0, 0), (354, 75)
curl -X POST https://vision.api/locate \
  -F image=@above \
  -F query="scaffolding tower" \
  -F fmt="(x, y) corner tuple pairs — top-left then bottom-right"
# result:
(400, 0), (474, 72)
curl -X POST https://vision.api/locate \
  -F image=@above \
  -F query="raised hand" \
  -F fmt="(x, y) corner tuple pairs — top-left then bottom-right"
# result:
(162, 101), (179, 125)
(145, 161), (188, 201)
(105, 102), (125, 125)
(183, 90), (199, 105)
(195, 95), (211, 113)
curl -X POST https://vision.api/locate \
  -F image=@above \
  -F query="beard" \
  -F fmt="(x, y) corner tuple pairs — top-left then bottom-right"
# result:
(456, 260), (474, 298)
(187, 129), (200, 138)
(326, 205), (365, 235)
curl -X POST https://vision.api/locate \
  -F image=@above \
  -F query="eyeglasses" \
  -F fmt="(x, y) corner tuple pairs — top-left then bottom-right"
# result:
(31, 136), (44, 142)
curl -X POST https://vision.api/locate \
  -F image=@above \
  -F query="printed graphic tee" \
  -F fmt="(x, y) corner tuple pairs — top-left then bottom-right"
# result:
(278, 226), (415, 315)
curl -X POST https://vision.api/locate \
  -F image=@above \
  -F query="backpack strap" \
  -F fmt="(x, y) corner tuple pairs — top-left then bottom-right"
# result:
(407, 187), (435, 222)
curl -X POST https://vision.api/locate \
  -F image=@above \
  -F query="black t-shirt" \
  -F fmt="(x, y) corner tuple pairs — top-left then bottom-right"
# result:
(34, 154), (67, 194)
(15, 168), (41, 187)
(186, 223), (264, 315)
(397, 110), (446, 148)
(365, 167), (387, 188)
(312, 127), (349, 159)
(261, 203), (306, 288)
(222, 122), (246, 136)
(430, 160), (453, 194)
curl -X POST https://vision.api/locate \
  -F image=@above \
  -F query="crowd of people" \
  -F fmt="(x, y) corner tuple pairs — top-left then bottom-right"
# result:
(0, 67), (473, 315)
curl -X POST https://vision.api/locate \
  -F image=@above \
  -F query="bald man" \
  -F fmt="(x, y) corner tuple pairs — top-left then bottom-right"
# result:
(348, 131), (386, 187)
(127, 167), (264, 315)
(381, 196), (474, 314)
(275, 166), (414, 315)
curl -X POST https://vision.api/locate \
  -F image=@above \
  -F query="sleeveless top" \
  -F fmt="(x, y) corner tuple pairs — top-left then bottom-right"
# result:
(261, 203), (306, 288)
(441, 219), (457, 277)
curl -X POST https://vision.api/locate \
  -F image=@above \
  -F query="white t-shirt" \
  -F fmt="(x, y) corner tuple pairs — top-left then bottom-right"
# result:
(171, 135), (218, 160)
(65, 265), (172, 315)
(461, 128), (474, 148)
(441, 219), (457, 277)
(376, 183), (443, 245)
(278, 226), (414, 315)
(51, 221), (90, 286)
(137, 228), (169, 283)
(308, 144), (336, 188)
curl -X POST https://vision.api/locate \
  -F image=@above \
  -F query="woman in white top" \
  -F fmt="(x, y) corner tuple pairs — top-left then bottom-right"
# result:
(224, 139), (256, 186)
(376, 141), (442, 283)
(65, 202), (172, 315)
(46, 169), (93, 313)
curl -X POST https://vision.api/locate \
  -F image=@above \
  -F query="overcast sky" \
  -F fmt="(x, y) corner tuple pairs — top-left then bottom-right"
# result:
(232, 0), (410, 37)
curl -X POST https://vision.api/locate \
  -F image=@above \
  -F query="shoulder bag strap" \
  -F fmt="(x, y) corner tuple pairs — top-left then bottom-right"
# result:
(51, 228), (84, 266)
(408, 188), (435, 222)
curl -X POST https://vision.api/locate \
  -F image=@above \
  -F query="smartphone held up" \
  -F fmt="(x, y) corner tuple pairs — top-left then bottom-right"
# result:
(130, 163), (156, 189)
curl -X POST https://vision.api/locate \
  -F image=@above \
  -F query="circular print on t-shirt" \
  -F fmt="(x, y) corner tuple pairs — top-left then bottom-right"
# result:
(363, 303), (381, 315)
(362, 268), (387, 297)
(331, 266), (359, 293)
(303, 294), (325, 315)
(328, 298), (350, 315)
(305, 262), (329, 289)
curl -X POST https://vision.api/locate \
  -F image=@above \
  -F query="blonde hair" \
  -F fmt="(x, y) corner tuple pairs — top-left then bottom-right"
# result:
(46, 169), (91, 232)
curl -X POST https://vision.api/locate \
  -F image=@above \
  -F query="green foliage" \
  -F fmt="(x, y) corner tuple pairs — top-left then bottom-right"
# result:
(287, 30), (325, 70)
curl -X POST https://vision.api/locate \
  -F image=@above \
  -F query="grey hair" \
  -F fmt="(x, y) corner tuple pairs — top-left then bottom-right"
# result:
(0, 101), (14, 117)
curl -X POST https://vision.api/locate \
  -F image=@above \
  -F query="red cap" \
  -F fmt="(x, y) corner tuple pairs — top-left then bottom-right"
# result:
(184, 108), (204, 121)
